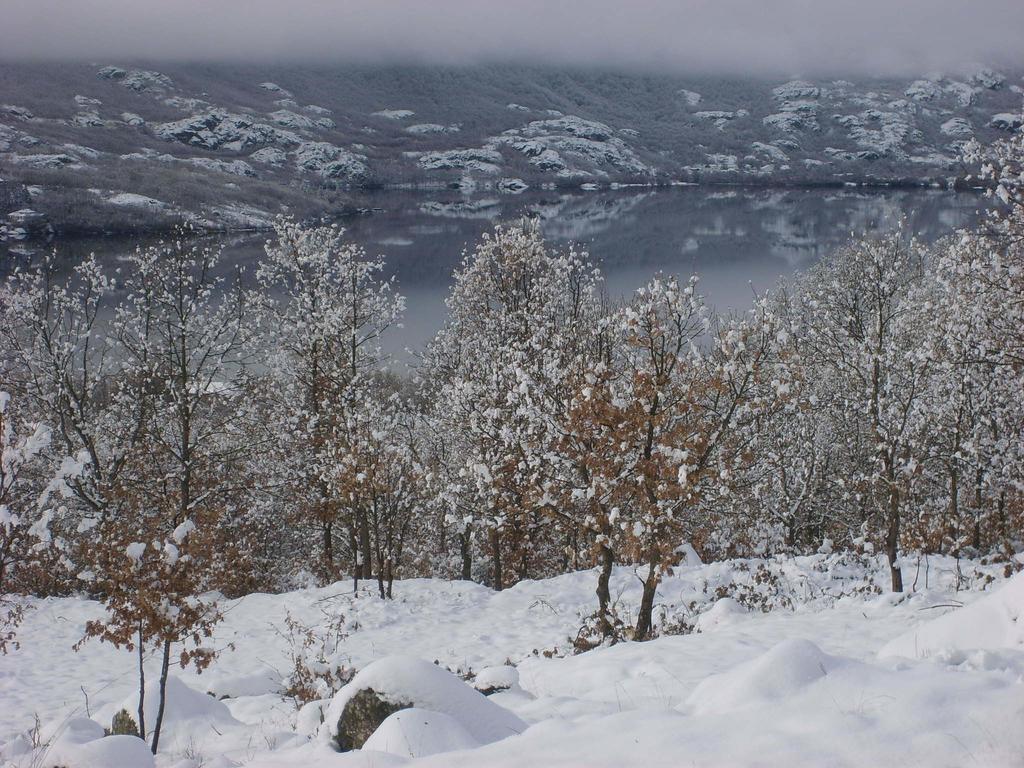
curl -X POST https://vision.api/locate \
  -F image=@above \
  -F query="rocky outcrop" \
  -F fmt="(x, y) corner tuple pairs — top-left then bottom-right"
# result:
(418, 148), (503, 174)
(293, 141), (369, 181)
(153, 110), (301, 152)
(97, 66), (173, 93)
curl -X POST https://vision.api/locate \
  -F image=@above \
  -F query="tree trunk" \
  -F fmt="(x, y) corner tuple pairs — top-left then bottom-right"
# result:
(321, 518), (334, 582)
(150, 638), (172, 754)
(886, 481), (903, 593)
(595, 543), (615, 636)
(459, 529), (472, 581)
(634, 559), (660, 641)
(490, 528), (503, 591)
(359, 513), (372, 583)
(348, 527), (360, 590)
(136, 627), (146, 741)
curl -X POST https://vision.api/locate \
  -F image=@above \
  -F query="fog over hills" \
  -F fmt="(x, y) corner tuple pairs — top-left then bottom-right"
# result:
(1, 60), (1021, 236)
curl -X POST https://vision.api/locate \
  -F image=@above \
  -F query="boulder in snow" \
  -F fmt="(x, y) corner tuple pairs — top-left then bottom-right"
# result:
(472, 665), (519, 695)
(989, 113), (1023, 132)
(323, 656), (525, 751)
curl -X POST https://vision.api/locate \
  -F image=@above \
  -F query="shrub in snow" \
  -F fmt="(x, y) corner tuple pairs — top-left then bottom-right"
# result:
(686, 638), (847, 716)
(362, 708), (480, 758)
(322, 655), (525, 751)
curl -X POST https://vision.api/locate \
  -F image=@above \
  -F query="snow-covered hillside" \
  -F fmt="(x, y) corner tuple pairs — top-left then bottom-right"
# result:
(1, 62), (1022, 234)
(1, 553), (1022, 767)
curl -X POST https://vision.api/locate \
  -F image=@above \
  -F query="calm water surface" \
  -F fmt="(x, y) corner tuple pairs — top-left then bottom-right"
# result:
(2, 186), (985, 363)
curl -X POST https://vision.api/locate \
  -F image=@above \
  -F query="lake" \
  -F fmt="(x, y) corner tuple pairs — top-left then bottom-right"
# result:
(2, 186), (986, 364)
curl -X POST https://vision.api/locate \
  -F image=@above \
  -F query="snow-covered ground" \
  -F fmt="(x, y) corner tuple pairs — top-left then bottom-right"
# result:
(1, 554), (1022, 767)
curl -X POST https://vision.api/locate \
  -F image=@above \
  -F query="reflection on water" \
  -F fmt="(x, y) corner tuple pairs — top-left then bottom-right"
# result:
(2, 186), (986, 363)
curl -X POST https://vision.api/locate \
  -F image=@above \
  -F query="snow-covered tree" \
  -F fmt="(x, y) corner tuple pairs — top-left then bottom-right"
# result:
(254, 219), (404, 583)
(421, 219), (603, 589)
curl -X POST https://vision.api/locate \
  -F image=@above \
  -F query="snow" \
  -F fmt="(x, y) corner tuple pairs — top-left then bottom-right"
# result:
(879, 571), (1024, 660)
(43, 735), (155, 768)
(677, 89), (702, 106)
(1, 556), (1022, 767)
(362, 709), (480, 758)
(685, 638), (844, 715)
(472, 665), (519, 693)
(372, 110), (415, 120)
(320, 656), (525, 747)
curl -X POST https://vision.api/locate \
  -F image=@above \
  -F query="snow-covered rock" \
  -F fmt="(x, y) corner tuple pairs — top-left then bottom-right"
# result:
(250, 147), (288, 165)
(989, 113), (1023, 132)
(763, 112), (815, 133)
(293, 141), (369, 181)
(879, 572), (1024, 660)
(4, 153), (83, 169)
(905, 80), (942, 102)
(258, 82), (291, 96)
(70, 110), (103, 126)
(407, 123), (460, 135)
(373, 109), (415, 120)
(497, 177), (528, 194)
(2, 104), (33, 120)
(153, 110), (301, 152)
(969, 67), (1005, 90)
(772, 81), (821, 100)
(97, 66), (173, 93)
(120, 112), (145, 127)
(362, 708), (480, 758)
(162, 96), (211, 113)
(943, 81), (979, 107)
(472, 666), (519, 695)
(268, 110), (317, 130)
(183, 157), (257, 177)
(940, 117), (972, 137)
(695, 110), (748, 129)
(322, 656), (526, 751)
(418, 148), (503, 174)
(492, 116), (649, 178)
(678, 89), (702, 106)
(102, 192), (169, 210)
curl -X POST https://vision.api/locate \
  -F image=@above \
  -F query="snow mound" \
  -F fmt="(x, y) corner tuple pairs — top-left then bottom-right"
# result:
(363, 708), (480, 758)
(97, 675), (240, 746)
(39, 716), (105, 747)
(203, 667), (282, 699)
(694, 597), (747, 632)
(472, 665), (520, 694)
(879, 572), (1024, 660)
(685, 638), (844, 715)
(45, 735), (154, 768)
(322, 656), (526, 747)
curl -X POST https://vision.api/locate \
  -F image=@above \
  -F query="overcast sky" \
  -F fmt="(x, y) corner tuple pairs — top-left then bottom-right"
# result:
(2, 0), (1023, 76)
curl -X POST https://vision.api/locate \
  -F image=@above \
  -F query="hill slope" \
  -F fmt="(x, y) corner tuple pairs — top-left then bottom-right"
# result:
(1, 62), (1022, 235)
